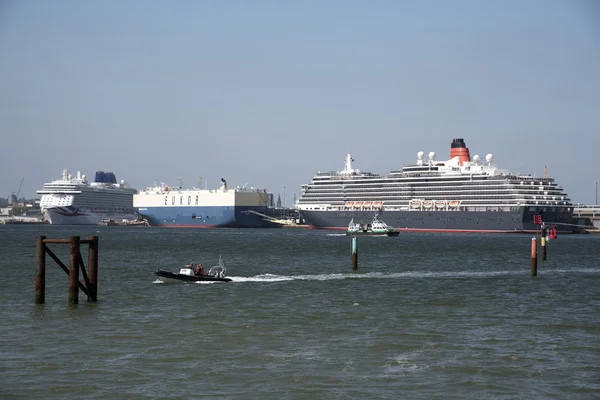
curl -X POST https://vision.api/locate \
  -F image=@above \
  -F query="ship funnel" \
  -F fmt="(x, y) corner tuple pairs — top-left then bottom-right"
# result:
(450, 138), (470, 165)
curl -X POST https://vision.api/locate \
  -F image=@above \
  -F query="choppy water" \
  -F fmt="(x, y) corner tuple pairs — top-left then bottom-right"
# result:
(0, 225), (599, 399)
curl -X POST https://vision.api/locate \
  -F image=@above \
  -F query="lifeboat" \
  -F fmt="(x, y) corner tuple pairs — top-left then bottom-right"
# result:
(363, 202), (372, 208)
(435, 200), (447, 209)
(353, 202), (363, 208)
(345, 201), (354, 208)
(448, 200), (461, 208)
(410, 200), (421, 209)
(372, 201), (383, 208)
(422, 200), (433, 209)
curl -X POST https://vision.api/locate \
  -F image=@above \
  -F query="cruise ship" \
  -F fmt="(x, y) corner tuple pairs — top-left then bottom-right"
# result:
(133, 178), (281, 228)
(37, 170), (138, 225)
(296, 138), (574, 233)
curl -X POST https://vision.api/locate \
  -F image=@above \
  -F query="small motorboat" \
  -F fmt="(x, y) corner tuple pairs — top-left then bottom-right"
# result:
(346, 215), (399, 237)
(155, 257), (232, 283)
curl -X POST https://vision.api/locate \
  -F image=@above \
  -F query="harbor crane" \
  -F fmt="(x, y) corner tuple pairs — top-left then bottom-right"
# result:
(11, 177), (24, 206)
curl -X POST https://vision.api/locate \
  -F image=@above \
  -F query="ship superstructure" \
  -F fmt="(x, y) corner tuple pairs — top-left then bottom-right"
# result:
(296, 138), (574, 233)
(37, 169), (138, 225)
(133, 178), (280, 228)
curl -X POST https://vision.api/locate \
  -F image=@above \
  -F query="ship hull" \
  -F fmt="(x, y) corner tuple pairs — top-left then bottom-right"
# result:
(137, 205), (281, 228)
(43, 207), (138, 225)
(301, 208), (573, 234)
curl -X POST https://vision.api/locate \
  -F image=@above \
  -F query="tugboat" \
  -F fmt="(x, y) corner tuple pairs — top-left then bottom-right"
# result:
(346, 214), (399, 237)
(155, 257), (232, 283)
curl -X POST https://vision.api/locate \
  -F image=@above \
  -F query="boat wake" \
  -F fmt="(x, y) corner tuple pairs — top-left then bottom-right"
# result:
(228, 268), (600, 283)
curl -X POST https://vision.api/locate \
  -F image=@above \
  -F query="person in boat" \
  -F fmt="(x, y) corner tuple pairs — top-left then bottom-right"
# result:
(195, 263), (204, 276)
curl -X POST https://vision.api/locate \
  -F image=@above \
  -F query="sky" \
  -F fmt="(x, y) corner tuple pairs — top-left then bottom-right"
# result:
(1, 0), (599, 205)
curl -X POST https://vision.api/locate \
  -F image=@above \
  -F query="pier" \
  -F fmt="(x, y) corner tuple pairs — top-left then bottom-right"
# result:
(244, 208), (308, 228)
(573, 206), (600, 232)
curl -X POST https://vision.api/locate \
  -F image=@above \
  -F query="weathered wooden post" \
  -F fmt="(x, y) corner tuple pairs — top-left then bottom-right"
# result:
(34, 235), (100, 305)
(35, 235), (46, 304)
(88, 235), (98, 302)
(530, 237), (537, 277)
(69, 236), (80, 304)
(541, 226), (547, 261)
(352, 236), (358, 270)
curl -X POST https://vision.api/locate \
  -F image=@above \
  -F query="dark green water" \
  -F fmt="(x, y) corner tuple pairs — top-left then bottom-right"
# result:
(1, 225), (599, 399)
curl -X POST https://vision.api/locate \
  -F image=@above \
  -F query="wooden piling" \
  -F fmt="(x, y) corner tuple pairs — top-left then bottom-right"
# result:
(68, 236), (80, 304)
(88, 236), (98, 302)
(541, 237), (547, 261)
(35, 235), (99, 305)
(541, 226), (547, 261)
(352, 237), (358, 270)
(35, 235), (46, 304)
(530, 237), (537, 277)
(77, 252), (92, 300)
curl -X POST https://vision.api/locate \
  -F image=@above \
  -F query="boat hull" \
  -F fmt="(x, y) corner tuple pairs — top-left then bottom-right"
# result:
(302, 208), (574, 234)
(155, 269), (232, 283)
(346, 231), (399, 237)
(43, 207), (139, 225)
(137, 205), (282, 228)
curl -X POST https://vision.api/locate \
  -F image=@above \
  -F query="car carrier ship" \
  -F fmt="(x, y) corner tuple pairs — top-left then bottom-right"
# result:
(133, 178), (282, 228)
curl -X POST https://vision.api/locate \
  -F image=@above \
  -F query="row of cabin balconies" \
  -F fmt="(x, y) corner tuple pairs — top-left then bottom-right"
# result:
(297, 193), (572, 205)
(305, 182), (565, 194)
(298, 190), (569, 201)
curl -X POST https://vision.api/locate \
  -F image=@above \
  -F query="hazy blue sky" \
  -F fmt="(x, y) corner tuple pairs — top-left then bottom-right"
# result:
(1, 0), (599, 204)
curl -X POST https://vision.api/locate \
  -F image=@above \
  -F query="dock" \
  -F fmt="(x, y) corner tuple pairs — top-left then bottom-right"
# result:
(244, 209), (308, 228)
(0, 217), (47, 225)
(573, 206), (600, 233)
(97, 218), (149, 227)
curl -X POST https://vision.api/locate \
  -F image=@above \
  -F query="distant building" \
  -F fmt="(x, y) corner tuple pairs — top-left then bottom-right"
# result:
(268, 193), (275, 208)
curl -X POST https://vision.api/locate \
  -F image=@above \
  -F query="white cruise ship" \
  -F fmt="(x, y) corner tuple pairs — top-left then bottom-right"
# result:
(37, 169), (138, 225)
(296, 138), (574, 233)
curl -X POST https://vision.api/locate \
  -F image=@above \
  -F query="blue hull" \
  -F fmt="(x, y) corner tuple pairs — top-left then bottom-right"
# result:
(137, 205), (281, 228)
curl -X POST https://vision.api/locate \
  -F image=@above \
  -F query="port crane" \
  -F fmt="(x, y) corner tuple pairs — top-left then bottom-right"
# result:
(11, 177), (24, 206)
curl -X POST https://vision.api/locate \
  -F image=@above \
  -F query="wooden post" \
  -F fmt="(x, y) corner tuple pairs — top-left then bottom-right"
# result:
(88, 235), (98, 302)
(352, 237), (358, 270)
(541, 236), (547, 262)
(541, 226), (547, 261)
(69, 236), (80, 304)
(530, 237), (537, 277)
(35, 235), (46, 304)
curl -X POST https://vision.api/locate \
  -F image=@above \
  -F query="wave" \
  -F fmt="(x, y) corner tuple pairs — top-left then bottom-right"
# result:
(228, 268), (600, 283)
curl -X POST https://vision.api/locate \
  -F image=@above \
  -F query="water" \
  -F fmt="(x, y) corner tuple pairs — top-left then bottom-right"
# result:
(1, 225), (599, 399)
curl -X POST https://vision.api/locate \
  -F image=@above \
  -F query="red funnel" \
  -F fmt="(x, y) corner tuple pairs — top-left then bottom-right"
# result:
(450, 138), (470, 165)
